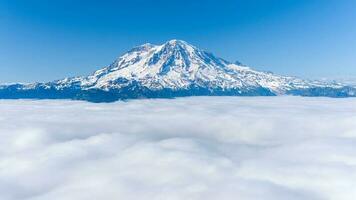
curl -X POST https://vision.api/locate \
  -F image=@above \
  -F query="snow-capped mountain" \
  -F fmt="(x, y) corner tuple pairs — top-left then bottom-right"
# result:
(1, 39), (355, 102)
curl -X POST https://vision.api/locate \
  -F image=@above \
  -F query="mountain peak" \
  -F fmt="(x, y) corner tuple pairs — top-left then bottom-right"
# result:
(165, 39), (188, 45)
(163, 39), (195, 48)
(159, 39), (197, 56)
(1, 39), (355, 102)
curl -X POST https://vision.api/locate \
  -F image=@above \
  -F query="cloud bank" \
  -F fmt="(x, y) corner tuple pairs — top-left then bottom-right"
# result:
(0, 97), (356, 200)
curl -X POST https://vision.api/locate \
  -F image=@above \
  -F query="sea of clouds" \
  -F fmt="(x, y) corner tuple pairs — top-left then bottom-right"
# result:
(0, 96), (356, 200)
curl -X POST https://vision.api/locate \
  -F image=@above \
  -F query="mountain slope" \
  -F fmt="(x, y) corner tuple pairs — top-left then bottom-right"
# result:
(1, 39), (355, 102)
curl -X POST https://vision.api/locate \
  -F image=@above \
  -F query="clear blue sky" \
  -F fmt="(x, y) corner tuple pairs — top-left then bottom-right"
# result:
(1, 0), (355, 83)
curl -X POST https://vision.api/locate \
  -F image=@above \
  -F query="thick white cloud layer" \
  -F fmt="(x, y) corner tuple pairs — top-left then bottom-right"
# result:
(1, 97), (356, 200)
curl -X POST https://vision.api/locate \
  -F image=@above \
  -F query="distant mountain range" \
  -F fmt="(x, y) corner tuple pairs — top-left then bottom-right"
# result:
(1, 39), (355, 102)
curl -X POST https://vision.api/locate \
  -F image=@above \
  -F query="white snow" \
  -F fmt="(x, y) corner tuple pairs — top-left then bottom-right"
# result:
(2, 39), (346, 93)
(75, 39), (341, 92)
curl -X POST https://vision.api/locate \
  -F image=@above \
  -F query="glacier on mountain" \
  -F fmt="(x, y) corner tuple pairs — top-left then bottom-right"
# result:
(0, 39), (355, 102)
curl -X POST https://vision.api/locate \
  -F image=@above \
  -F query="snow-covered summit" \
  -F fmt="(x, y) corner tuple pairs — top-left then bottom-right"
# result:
(68, 39), (337, 92)
(1, 39), (355, 102)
